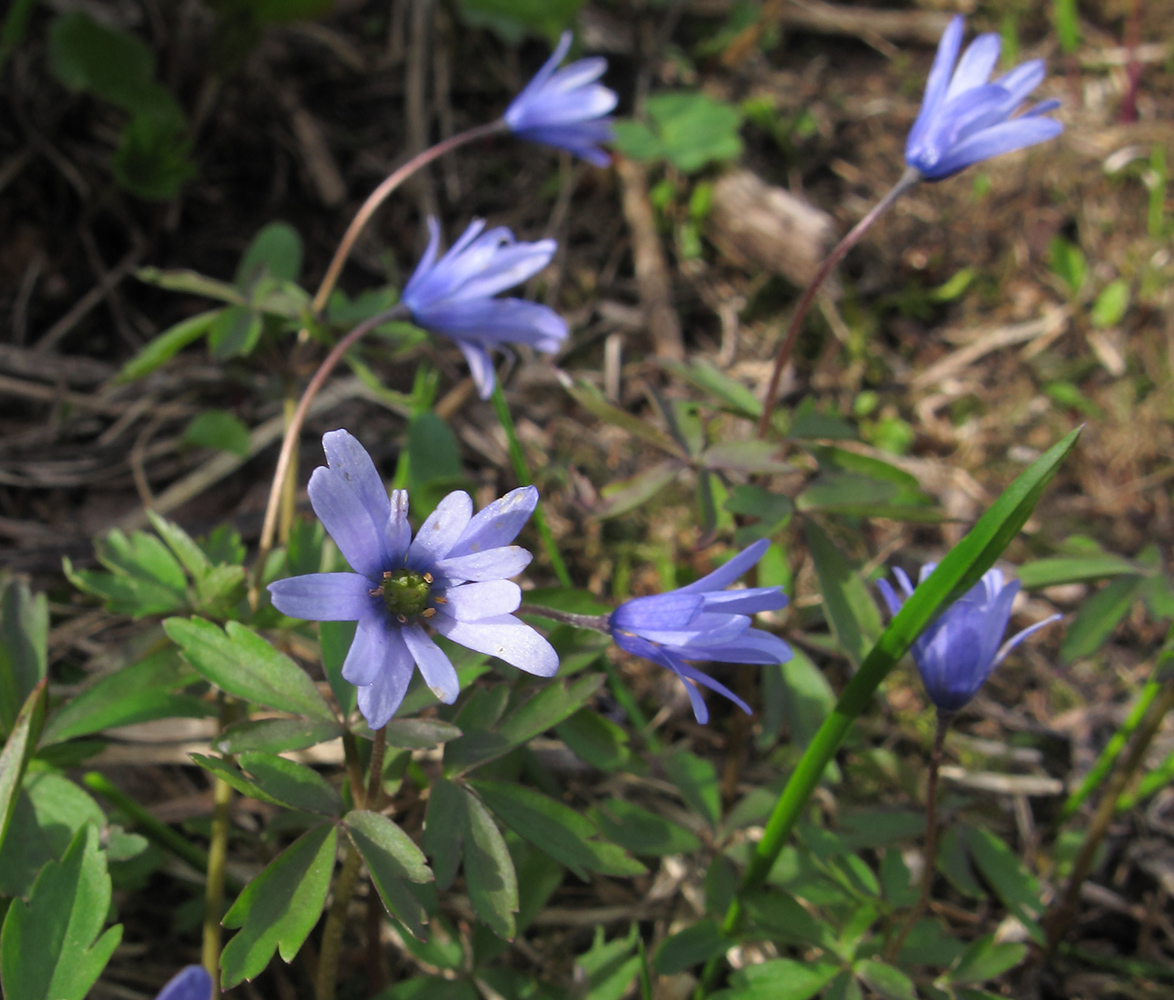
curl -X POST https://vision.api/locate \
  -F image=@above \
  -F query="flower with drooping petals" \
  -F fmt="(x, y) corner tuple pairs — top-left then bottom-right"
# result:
(609, 539), (792, 724)
(156, 967), (213, 1000)
(905, 15), (1063, 181)
(269, 430), (558, 729)
(402, 217), (568, 400)
(878, 563), (1060, 713)
(504, 31), (617, 166)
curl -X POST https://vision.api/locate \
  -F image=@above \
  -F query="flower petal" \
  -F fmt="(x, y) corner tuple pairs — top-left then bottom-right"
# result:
(611, 592), (704, 632)
(156, 967), (213, 1000)
(439, 580), (522, 621)
(342, 609), (397, 687)
(268, 573), (376, 621)
(930, 117), (1063, 179)
(449, 485), (539, 558)
(309, 442), (391, 580)
(700, 586), (789, 615)
(431, 546), (533, 583)
(407, 490), (473, 570)
(678, 539), (771, 595)
(402, 623), (460, 703)
(944, 33), (1001, 101)
(433, 613), (559, 676)
(357, 634), (415, 730)
(457, 341), (497, 400)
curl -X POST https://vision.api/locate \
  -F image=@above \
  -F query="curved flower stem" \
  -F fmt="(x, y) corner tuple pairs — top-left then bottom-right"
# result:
(489, 381), (572, 587)
(518, 604), (611, 632)
(366, 725), (389, 810)
(885, 711), (950, 962)
(202, 695), (240, 991)
(251, 305), (411, 602)
(756, 167), (921, 439)
(1045, 678), (1174, 950)
(311, 120), (509, 316)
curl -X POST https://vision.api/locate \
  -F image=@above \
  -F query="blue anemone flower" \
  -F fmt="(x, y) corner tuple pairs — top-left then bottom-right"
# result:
(878, 563), (1061, 713)
(906, 15), (1063, 180)
(609, 540), (792, 724)
(504, 31), (617, 166)
(402, 217), (568, 400)
(269, 430), (559, 729)
(156, 967), (213, 1000)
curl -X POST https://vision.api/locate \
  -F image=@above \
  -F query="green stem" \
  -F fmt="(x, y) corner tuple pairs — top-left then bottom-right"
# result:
(367, 725), (388, 811)
(1044, 679), (1174, 950)
(885, 712), (950, 962)
(342, 730), (366, 807)
(490, 380), (572, 587)
(203, 773), (234, 990)
(316, 843), (363, 1000)
(1117, 741), (1174, 812)
(1058, 673), (1161, 823)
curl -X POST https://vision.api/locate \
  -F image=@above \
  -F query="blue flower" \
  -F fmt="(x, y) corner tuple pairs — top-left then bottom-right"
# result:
(906, 15), (1063, 180)
(878, 563), (1061, 713)
(269, 430), (559, 729)
(609, 540), (792, 724)
(503, 31), (617, 166)
(156, 967), (213, 1000)
(402, 217), (568, 399)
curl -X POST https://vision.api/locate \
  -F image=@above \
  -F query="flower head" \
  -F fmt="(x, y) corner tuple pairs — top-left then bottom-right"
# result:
(504, 31), (617, 166)
(156, 967), (213, 1000)
(878, 563), (1061, 713)
(905, 15), (1062, 180)
(402, 218), (568, 400)
(269, 430), (558, 729)
(609, 540), (792, 724)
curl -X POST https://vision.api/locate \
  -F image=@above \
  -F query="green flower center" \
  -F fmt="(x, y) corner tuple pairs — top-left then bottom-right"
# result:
(378, 568), (433, 621)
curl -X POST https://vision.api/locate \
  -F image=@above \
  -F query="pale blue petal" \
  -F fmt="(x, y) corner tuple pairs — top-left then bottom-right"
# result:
(907, 14), (964, 152)
(407, 490), (473, 570)
(439, 580), (522, 621)
(929, 116), (1063, 178)
(386, 489), (411, 565)
(357, 631), (415, 729)
(993, 613), (1062, 667)
(431, 546), (533, 583)
(678, 539), (771, 595)
(876, 578), (905, 617)
(156, 967), (212, 1000)
(700, 586), (788, 615)
(415, 297), (568, 350)
(434, 613), (559, 676)
(944, 33), (1001, 101)
(458, 341), (497, 399)
(343, 609), (398, 687)
(402, 623), (460, 703)
(268, 572), (376, 621)
(309, 431), (393, 577)
(673, 659), (753, 716)
(449, 485), (539, 558)
(611, 592), (704, 631)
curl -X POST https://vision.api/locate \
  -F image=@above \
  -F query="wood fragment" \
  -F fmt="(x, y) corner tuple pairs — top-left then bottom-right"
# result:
(708, 169), (836, 288)
(615, 155), (685, 362)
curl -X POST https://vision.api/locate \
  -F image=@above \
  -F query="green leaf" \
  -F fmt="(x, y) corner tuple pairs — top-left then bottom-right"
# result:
(963, 825), (1044, 944)
(555, 708), (631, 771)
(894, 918), (967, 967)
(319, 620), (358, 718)
(701, 440), (789, 474)
(47, 12), (180, 119)
(163, 617), (335, 721)
(236, 752), (343, 816)
(725, 485), (794, 537)
(0, 824), (122, 1000)
(183, 410), (251, 457)
(590, 798), (701, 856)
(371, 976), (477, 1000)
(576, 925), (642, 1000)
(1048, 236), (1086, 296)
(237, 221), (303, 287)
(42, 648), (210, 744)
(190, 754), (292, 808)
(565, 380), (686, 457)
(788, 400), (856, 440)
(116, 310), (219, 382)
(853, 960), (916, 1000)
(597, 461), (684, 520)
(654, 919), (727, 974)
(709, 957), (840, 1000)
(1090, 279), (1130, 327)
(1016, 554), (1137, 588)
(470, 780), (644, 878)
(145, 510), (212, 581)
(134, 267), (246, 305)
(617, 92), (744, 174)
(0, 772), (105, 897)
(944, 935), (1028, 985)
(1060, 574), (1144, 663)
(804, 521), (883, 669)
(345, 809), (432, 939)
(216, 718), (342, 755)
(112, 112), (196, 201)
(664, 751), (721, 828)
(381, 718), (462, 749)
(423, 777), (465, 890)
(762, 648), (834, 752)
(741, 889), (837, 950)
(65, 528), (188, 617)
(0, 579), (47, 735)
(0, 679), (47, 858)
(207, 304), (263, 359)
(221, 823), (338, 987)
(461, 786), (518, 940)
(798, 473), (900, 512)
(661, 359), (762, 418)
(457, 0), (583, 43)
(407, 413), (463, 487)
